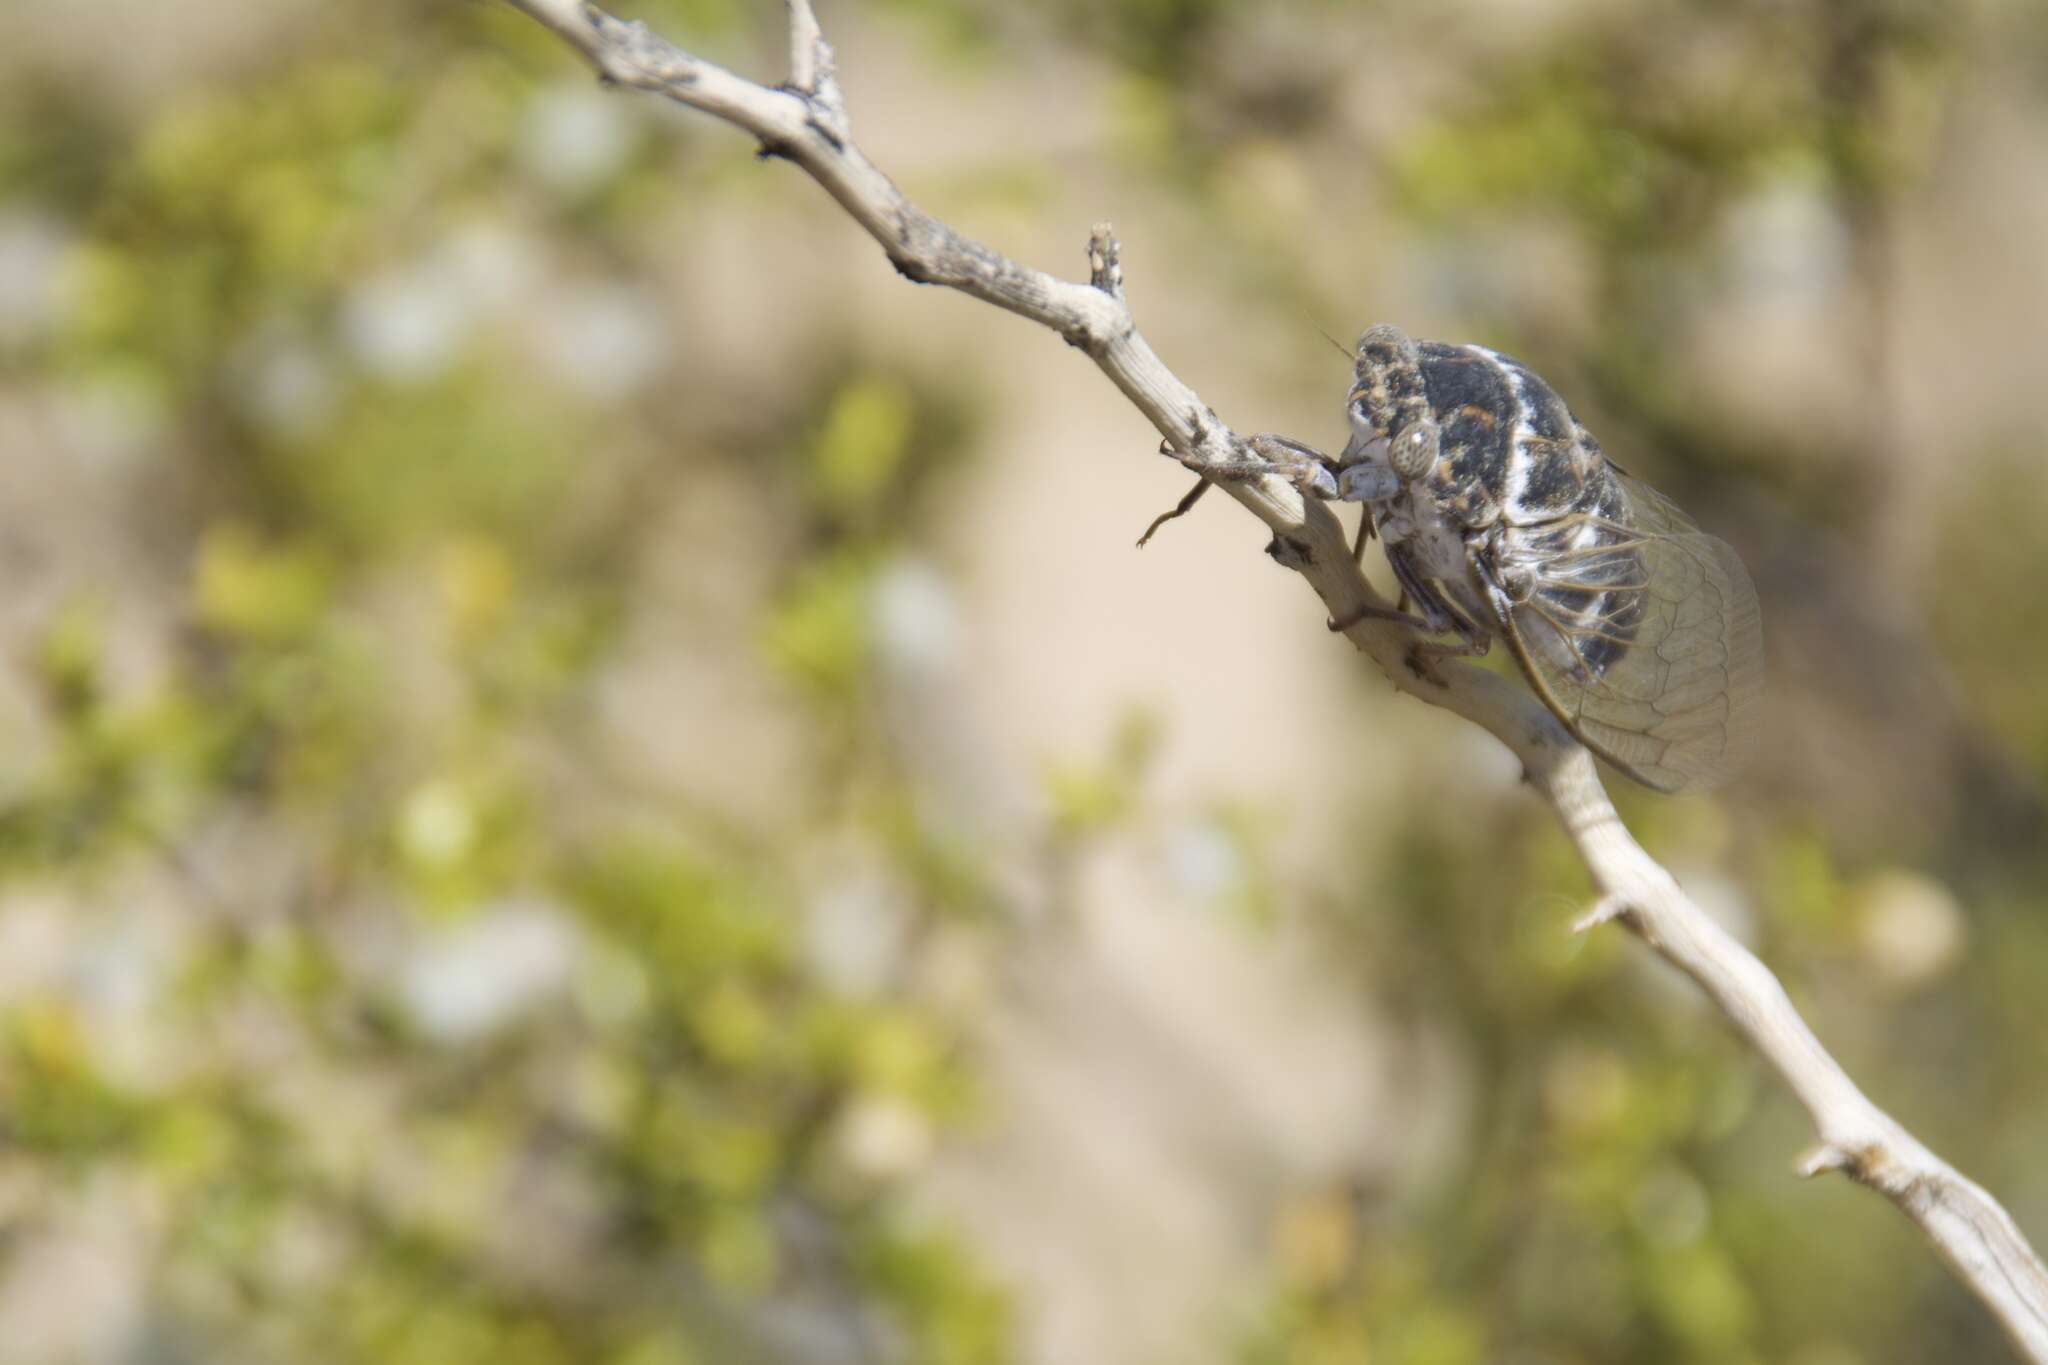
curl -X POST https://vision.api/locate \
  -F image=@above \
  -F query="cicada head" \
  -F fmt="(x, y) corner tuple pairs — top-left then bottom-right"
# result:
(1345, 323), (1441, 489)
(1349, 324), (1430, 434)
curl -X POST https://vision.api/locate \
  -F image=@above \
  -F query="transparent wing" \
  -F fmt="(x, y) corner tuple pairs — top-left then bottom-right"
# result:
(1493, 472), (1764, 793)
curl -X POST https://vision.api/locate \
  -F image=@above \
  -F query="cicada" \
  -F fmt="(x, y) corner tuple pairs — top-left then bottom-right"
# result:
(1318, 324), (1763, 793)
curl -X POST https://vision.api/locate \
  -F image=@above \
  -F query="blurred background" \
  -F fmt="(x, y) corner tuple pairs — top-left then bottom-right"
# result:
(2, 0), (2047, 1361)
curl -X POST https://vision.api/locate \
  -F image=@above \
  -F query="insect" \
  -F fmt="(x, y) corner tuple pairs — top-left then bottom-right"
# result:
(1322, 323), (1763, 792)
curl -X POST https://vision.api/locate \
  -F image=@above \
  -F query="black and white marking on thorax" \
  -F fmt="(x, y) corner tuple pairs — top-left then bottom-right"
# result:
(1326, 324), (1763, 794)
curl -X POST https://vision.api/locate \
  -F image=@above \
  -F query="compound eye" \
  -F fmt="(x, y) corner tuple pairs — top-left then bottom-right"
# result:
(1389, 424), (1439, 479)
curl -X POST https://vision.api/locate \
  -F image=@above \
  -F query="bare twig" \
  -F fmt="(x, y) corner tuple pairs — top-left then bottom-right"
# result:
(495, 2), (2048, 1355)
(782, 0), (847, 144)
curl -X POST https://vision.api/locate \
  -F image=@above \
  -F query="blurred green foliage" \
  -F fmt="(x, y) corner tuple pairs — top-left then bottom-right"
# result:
(1, 479), (1008, 1362)
(1, 4), (1007, 1359)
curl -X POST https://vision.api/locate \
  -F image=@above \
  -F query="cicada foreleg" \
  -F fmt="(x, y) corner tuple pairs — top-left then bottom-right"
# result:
(1403, 630), (1493, 683)
(1135, 474), (1211, 548)
(1176, 432), (1339, 498)
(1138, 432), (1342, 546)
(1400, 597), (1494, 681)
(1328, 533), (1434, 633)
(1350, 509), (1376, 565)
(1337, 543), (1492, 682)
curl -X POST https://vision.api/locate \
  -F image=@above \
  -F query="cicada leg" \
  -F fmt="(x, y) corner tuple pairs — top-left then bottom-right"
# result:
(1245, 433), (1340, 496)
(1172, 432), (1337, 496)
(1331, 537), (1440, 632)
(1326, 600), (1436, 633)
(1135, 474), (1211, 547)
(1399, 587), (1493, 682)
(1334, 545), (1493, 682)
(1404, 632), (1492, 684)
(1394, 544), (1494, 680)
(1350, 508), (1376, 564)
(1140, 432), (1338, 546)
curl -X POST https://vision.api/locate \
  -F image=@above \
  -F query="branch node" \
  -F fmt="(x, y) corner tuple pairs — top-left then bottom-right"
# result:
(889, 253), (935, 286)
(1265, 536), (1314, 571)
(785, 0), (851, 143)
(1088, 223), (1125, 300)
(1571, 892), (1630, 934)
(1798, 1142), (1858, 1179)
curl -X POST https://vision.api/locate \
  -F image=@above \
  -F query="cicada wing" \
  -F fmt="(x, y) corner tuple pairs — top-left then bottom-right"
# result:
(1493, 473), (1763, 793)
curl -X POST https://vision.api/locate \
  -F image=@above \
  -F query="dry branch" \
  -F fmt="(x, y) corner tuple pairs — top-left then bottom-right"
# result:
(495, 1), (2048, 1354)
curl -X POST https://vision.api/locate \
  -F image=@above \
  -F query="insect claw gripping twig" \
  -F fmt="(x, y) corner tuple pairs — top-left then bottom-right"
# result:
(1403, 635), (1490, 685)
(1404, 643), (1446, 685)
(1155, 432), (1337, 501)
(1247, 433), (1340, 500)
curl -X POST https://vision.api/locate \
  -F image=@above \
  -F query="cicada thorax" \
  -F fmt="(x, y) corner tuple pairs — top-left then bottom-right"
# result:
(1351, 329), (1648, 680)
